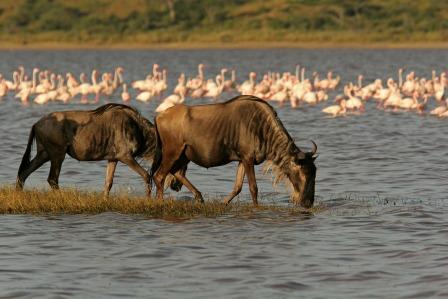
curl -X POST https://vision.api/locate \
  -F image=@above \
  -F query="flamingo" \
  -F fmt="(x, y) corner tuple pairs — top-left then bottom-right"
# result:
(155, 89), (186, 113)
(400, 91), (420, 110)
(438, 111), (448, 118)
(121, 84), (131, 102)
(154, 69), (168, 96)
(187, 63), (205, 91)
(254, 74), (271, 99)
(378, 79), (399, 109)
(34, 92), (51, 105)
(35, 70), (51, 94)
(329, 73), (341, 90)
(302, 83), (318, 105)
(302, 91), (318, 105)
(204, 75), (224, 99)
(222, 69), (237, 91)
(78, 73), (91, 103)
(190, 85), (206, 99)
(345, 84), (364, 111)
(315, 71), (333, 90)
(373, 79), (390, 102)
(45, 74), (59, 101)
(136, 90), (154, 102)
(0, 75), (8, 98)
(434, 73), (446, 102)
(270, 88), (289, 106)
(402, 71), (416, 96)
(174, 73), (186, 95)
(90, 70), (103, 103)
(55, 75), (72, 103)
(323, 98), (347, 117)
(4, 71), (19, 91)
(34, 73), (57, 105)
(16, 68), (38, 103)
(239, 72), (256, 95)
(430, 101), (447, 116)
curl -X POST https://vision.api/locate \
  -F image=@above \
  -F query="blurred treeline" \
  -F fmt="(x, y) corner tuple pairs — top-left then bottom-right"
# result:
(0, 0), (447, 44)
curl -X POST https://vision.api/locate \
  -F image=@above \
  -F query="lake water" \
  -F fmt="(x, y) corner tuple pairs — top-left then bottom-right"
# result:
(0, 49), (447, 298)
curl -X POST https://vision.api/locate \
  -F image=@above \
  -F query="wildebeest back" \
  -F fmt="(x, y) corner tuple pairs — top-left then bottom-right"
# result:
(156, 96), (293, 168)
(34, 105), (154, 162)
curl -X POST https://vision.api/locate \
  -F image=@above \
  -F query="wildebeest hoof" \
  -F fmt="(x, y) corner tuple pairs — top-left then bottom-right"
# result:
(15, 182), (23, 191)
(223, 198), (232, 206)
(195, 195), (204, 204)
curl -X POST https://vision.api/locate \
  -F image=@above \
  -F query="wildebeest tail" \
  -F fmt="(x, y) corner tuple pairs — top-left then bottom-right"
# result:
(149, 120), (162, 187)
(17, 125), (35, 183)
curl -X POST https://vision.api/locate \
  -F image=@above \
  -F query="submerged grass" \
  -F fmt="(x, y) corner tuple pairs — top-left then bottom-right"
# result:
(0, 186), (320, 219)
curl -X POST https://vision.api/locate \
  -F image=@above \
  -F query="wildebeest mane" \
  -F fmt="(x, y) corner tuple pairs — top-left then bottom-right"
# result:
(91, 103), (138, 115)
(227, 96), (299, 187)
(92, 103), (155, 158)
(226, 95), (296, 146)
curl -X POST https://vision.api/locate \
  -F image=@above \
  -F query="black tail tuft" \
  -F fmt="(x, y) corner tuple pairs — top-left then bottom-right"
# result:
(149, 120), (162, 188)
(16, 125), (35, 189)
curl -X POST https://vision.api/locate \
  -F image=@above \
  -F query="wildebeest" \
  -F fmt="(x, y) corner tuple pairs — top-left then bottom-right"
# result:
(151, 95), (318, 208)
(16, 103), (181, 196)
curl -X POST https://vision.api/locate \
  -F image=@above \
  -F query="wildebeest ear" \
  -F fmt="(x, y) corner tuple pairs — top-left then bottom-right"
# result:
(296, 151), (306, 161)
(289, 145), (299, 155)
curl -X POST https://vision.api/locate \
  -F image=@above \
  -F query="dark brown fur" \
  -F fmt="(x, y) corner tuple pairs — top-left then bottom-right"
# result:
(16, 103), (180, 196)
(151, 95), (317, 207)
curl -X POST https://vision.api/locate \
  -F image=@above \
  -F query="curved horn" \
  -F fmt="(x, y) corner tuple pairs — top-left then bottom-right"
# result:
(310, 140), (317, 155)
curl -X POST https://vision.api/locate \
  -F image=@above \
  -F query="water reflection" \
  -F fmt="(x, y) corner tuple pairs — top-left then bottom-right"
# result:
(1, 49), (447, 298)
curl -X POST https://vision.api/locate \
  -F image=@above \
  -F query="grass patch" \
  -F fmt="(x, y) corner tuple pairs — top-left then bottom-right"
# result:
(1, 0), (448, 47)
(0, 186), (322, 219)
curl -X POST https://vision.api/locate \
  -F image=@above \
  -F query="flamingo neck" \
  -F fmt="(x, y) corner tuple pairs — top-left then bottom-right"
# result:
(32, 71), (38, 89)
(91, 71), (98, 85)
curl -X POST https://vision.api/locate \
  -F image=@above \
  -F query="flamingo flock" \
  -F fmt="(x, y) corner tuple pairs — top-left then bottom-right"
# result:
(0, 64), (446, 117)
(1, 66), (124, 105)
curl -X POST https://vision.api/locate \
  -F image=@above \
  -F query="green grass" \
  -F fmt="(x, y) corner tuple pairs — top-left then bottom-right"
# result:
(0, 0), (446, 46)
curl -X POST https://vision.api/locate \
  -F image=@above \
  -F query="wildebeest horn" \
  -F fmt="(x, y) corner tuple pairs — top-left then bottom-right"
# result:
(310, 140), (317, 155)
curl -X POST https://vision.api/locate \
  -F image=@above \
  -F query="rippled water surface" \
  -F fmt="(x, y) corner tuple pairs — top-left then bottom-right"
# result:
(0, 49), (447, 298)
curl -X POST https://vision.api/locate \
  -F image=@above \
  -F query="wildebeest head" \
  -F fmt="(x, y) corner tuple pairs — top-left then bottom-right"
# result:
(286, 141), (317, 208)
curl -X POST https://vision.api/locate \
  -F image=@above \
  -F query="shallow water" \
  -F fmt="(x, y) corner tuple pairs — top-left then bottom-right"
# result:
(0, 49), (447, 298)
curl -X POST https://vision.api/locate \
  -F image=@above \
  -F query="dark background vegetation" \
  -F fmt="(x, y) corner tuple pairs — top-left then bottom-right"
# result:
(0, 0), (447, 45)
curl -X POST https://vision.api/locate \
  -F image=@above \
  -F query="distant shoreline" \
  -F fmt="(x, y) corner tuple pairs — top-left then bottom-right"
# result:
(1, 41), (448, 50)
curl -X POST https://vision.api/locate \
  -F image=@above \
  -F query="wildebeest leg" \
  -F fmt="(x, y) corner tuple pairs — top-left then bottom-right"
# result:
(47, 155), (65, 189)
(173, 171), (204, 203)
(169, 164), (187, 192)
(243, 161), (258, 206)
(154, 173), (166, 200)
(104, 160), (118, 197)
(120, 157), (151, 197)
(153, 148), (185, 200)
(16, 150), (50, 190)
(223, 162), (245, 205)
(154, 162), (170, 200)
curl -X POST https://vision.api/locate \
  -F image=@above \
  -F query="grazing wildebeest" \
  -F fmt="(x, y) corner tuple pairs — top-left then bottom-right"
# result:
(16, 103), (181, 196)
(151, 95), (318, 208)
